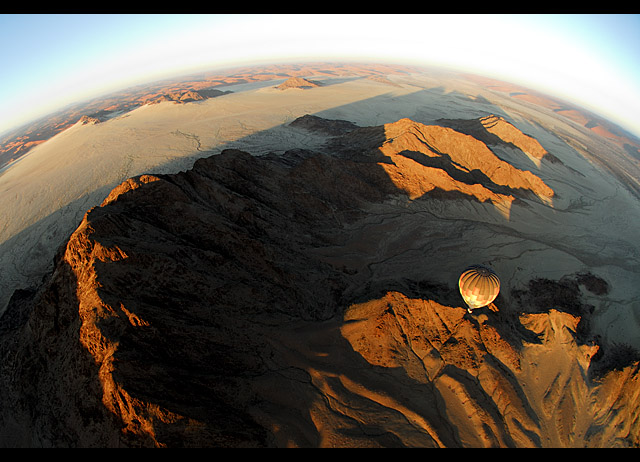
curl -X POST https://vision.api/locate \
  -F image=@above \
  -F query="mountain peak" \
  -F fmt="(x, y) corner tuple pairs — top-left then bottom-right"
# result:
(439, 114), (561, 165)
(330, 116), (555, 207)
(276, 76), (322, 90)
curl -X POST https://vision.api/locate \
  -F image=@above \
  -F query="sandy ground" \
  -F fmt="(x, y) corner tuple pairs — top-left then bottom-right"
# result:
(1, 69), (639, 352)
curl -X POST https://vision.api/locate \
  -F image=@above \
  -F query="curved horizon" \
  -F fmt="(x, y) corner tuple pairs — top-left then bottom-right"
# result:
(1, 14), (639, 138)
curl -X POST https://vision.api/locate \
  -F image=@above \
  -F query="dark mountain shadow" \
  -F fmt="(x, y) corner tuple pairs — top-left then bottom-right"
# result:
(0, 78), (629, 446)
(314, 76), (364, 86)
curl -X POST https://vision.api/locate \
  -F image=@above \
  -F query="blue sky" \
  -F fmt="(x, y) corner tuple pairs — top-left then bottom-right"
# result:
(1, 14), (639, 137)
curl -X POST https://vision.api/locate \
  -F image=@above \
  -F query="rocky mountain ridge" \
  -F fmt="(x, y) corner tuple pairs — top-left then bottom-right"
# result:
(0, 115), (638, 447)
(144, 88), (231, 105)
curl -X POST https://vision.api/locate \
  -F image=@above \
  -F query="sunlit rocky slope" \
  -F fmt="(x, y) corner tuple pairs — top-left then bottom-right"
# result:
(0, 115), (638, 447)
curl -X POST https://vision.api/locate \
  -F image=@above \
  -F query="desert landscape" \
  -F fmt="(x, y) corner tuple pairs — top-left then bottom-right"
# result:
(0, 62), (639, 447)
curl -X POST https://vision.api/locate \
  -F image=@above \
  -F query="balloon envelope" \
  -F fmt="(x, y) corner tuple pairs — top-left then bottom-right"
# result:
(459, 265), (500, 310)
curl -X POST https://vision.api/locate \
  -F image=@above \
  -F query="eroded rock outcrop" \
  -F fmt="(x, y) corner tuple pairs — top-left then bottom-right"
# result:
(0, 116), (638, 447)
(78, 115), (102, 125)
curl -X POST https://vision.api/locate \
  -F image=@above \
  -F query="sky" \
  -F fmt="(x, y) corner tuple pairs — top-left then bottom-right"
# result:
(1, 14), (639, 137)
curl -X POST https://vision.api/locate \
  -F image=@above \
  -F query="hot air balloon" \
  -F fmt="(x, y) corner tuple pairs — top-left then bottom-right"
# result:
(458, 265), (500, 313)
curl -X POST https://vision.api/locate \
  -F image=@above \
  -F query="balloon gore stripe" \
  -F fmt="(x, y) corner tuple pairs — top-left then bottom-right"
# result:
(459, 264), (500, 310)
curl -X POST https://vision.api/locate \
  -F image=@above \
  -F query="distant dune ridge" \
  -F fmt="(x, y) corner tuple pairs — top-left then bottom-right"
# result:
(1, 111), (638, 447)
(2, 62), (638, 169)
(1, 63), (414, 168)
